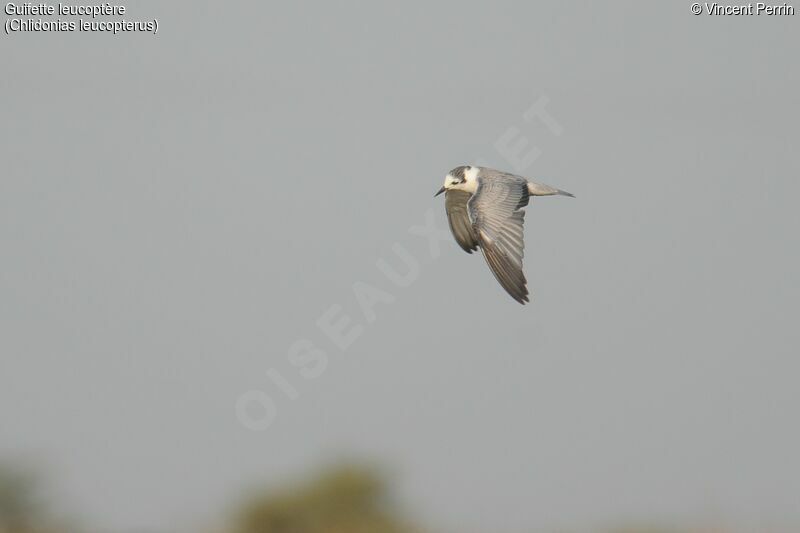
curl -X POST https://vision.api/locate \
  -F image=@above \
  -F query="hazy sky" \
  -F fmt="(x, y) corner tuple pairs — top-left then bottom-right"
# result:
(2, 2), (799, 532)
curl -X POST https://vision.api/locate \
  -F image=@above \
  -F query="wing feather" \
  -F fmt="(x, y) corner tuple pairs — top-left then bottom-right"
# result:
(444, 190), (479, 253)
(468, 178), (531, 304)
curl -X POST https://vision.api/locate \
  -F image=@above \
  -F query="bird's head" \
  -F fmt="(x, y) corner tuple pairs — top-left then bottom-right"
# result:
(434, 165), (476, 197)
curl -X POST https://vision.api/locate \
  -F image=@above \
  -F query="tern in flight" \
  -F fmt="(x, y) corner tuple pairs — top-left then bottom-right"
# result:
(435, 165), (573, 304)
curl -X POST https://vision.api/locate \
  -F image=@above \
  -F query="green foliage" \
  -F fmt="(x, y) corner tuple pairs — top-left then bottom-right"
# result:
(0, 464), (40, 533)
(232, 464), (418, 533)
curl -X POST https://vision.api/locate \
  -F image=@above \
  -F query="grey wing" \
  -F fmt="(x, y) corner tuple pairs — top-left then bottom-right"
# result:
(468, 178), (531, 304)
(445, 190), (479, 253)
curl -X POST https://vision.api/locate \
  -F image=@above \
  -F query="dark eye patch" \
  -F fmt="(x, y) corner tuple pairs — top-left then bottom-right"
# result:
(450, 166), (469, 180)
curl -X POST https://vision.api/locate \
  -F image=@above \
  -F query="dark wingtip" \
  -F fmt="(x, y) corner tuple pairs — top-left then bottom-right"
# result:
(511, 289), (530, 305)
(559, 190), (575, 198)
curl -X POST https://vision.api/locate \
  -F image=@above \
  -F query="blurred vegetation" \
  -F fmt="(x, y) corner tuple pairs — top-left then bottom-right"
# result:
(0, 463), (43, 533)
(231, 464), (419, 533)
(1, 458), (794, 533)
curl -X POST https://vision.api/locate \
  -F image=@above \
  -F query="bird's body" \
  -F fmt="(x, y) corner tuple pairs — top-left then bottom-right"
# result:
(435, 166), (573, 304)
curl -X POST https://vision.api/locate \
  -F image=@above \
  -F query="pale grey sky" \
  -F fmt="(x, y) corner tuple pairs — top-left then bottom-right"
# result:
(1, 2), (799, 532)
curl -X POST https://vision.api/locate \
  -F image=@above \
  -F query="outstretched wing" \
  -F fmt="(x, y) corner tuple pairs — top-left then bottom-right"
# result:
(445, 190), (479, 253)
(468, 178), (531, 304)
